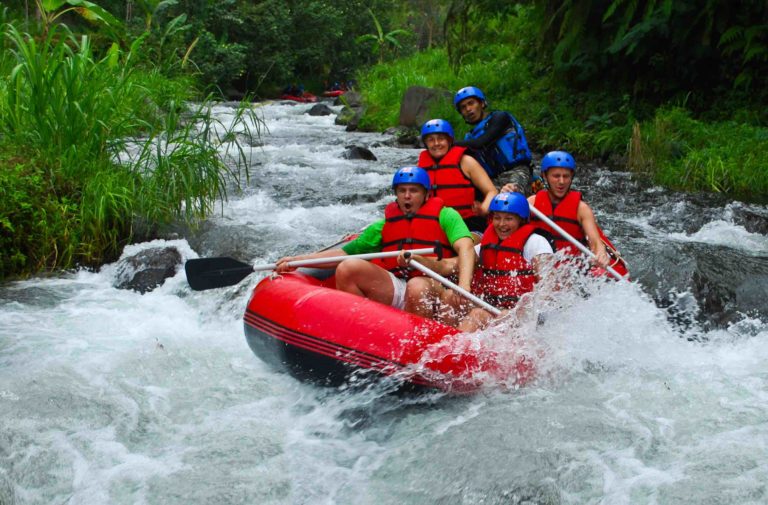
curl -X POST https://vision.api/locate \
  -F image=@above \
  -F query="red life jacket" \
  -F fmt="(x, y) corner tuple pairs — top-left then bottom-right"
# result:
(417, 146), (476, 219)
(531, 190), (585, 256)
(472, 223), (537, 309)
(532, 190), (630, 279)
(372, 197), (454, 278)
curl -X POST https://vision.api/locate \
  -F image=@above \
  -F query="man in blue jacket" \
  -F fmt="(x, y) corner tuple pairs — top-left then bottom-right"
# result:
(453, 86), (534, 195)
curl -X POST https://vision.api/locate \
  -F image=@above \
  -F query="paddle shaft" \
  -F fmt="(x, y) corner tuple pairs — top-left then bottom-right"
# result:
(256, 247), (436, 271)
(528, 204), (626, 281)
(406, 259), (502, 316)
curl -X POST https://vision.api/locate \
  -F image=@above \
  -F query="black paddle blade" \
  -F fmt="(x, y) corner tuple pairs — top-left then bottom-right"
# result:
(184, 257), (255, 291)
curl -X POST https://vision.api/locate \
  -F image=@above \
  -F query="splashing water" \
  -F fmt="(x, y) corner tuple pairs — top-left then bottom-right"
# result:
(1, 101), (767, 504)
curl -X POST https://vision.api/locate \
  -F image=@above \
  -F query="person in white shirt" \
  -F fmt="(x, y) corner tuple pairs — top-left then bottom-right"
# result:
(403, 192), (553, 330)
(462, 192), (553, 331)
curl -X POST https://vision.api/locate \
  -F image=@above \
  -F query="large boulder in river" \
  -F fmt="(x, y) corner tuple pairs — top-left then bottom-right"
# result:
(307, 103), (333, 116)
(114, 246), (182, 294)
(335, 106), (365, 131)
(731, 203), (768, 235)
(335, 91), (362, 107)
(398, 86), (452, 127)
(341, 145), (377, 161)
(334, 91), (366, 131)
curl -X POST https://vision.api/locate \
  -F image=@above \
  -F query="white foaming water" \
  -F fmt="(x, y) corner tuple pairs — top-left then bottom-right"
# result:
(1, 102), (767, 504)
(669, 220), (768, 252)
(623, 195), (768, 255)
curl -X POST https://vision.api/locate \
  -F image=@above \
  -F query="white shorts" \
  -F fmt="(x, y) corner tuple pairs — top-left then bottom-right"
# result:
(388, 272), (407, 310)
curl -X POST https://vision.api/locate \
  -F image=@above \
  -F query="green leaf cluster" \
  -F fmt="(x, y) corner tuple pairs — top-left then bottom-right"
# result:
(629, 108), (768, 198)
(0, 18), (259, 279)
(442, 1), (768, 116)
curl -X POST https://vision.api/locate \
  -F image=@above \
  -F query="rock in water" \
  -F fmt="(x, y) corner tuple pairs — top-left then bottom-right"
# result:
(114, 247), (182, 294)
(307, 104), (333, 116)
(341, 146), (377, 161)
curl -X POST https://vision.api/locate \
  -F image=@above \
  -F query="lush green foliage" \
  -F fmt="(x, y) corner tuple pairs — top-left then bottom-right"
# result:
(0, 20), (258, 279)
(446, 0), (768, 118)
(73, 0), (447, 96)
(356, 44), (633, 158)
(0, 156), (78, 275)
(357, 4), (768, 200)
(355, 8), (411, 64)
(630, 108), (768, 198)
(12, 1), (450, 96)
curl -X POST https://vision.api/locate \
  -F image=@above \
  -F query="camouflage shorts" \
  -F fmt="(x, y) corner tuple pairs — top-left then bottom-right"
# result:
(495, 165), (533, 196)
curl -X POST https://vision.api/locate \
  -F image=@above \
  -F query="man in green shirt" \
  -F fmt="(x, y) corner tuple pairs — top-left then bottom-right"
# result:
(275, 167), (476, 321)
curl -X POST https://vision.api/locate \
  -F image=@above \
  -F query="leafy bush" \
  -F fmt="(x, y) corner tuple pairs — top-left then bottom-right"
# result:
(0, 21), (259, 278)
(629, 108), (768, 198)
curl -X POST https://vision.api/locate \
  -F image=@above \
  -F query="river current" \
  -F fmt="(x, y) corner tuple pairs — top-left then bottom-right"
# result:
(1, 101), (767, 504)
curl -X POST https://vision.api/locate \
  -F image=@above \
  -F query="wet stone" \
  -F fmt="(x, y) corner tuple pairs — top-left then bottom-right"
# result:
(732, 204), (768, 235)
(114, 246), (182, 294)
(341, 145), (377, 161)
(306, 104), (333, 116)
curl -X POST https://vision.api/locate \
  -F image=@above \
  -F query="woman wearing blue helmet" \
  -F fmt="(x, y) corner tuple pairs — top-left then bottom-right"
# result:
(417, 118), (498, 239)
(275, 166), (476, 321)
(457, 192), (554, 332)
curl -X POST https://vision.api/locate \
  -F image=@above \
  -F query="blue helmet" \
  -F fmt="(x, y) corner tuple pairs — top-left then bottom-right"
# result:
(392, 166), (431, 191)
(420, 119), (454, 141)
(489, 192), (530, 220)
(454, 86), (487, 110)
(541, 151), (576, 172)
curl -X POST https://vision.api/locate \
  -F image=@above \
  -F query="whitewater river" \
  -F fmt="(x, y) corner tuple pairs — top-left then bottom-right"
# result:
(1, 101), (768, 505)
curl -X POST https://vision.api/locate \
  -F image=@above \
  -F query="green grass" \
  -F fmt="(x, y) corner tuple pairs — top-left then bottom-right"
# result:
(630, 108), (768, 199)
(355, 49), (767, 201)
(355, 44), (633, 157)
(0, 22), (260, 279)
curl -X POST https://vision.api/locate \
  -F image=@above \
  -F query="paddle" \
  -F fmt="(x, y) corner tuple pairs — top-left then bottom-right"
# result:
(185, 247), (435, 291)
(528, 204), (627, 281)
(404, 253), (502, 316)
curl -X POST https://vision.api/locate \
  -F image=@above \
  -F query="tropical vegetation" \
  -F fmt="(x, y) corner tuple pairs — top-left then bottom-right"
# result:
(1, 0), (766, 280)
(0, 2), (257, 279)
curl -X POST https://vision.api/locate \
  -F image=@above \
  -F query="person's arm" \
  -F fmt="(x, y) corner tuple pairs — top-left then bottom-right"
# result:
(400, 253), (460, 277)
(435, 207), (476, 290)
(274, 248), (347, 272)
(523, 234), (554, 282)
(531, 254), (556, 282)
(275, 221), (383, 272)
(451, 236), (476, 292)
(461, 154), (498, 215)
(577, 201), (609, 267)
(454, 111), (511, 149)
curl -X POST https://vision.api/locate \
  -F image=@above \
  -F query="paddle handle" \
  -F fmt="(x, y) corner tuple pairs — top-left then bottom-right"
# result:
(407, 259), (502, 316)
(255, 247), (436, 272)
(528, 205), (626, 281)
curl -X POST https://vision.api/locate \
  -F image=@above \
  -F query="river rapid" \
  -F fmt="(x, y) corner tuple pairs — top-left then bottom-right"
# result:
(1, 101), (767, 505)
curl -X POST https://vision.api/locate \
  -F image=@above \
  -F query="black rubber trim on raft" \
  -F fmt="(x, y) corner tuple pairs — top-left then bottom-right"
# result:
(243, 308), (433, 387)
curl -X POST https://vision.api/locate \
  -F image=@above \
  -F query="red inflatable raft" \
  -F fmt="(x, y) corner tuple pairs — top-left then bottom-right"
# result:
(280, 93), (318, 103)
(322, 90), (345, 98)
(243, 270), (535, 393)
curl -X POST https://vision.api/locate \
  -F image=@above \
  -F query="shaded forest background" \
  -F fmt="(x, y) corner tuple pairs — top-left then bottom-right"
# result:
(10, 1), (764, 112)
